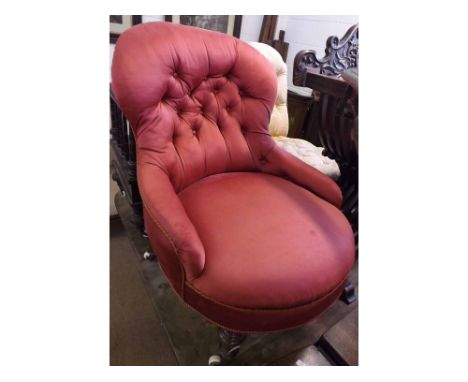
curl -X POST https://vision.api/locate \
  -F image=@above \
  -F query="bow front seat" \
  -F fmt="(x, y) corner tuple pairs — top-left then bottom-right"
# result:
(112, 22), (355, 333)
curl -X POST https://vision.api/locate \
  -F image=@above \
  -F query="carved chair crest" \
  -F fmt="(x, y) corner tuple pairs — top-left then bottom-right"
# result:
(293, 24), (359, 87)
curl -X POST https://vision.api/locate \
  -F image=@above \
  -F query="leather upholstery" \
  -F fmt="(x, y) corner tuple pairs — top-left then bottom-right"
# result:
(248, 42), (340, 179)
(112, 22), (354, 332)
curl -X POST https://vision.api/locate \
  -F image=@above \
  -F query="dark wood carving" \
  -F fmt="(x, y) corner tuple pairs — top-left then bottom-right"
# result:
(232, 15), (243, 39)
(292, 25), (359, 247)
(259, 15), (278, 43)
(287, 90), (314, 140)
(267, 29), (289, 62)
(132, 15), (142, 26)
(296, 71), (359, 246)
(293, 23), (358, 87)
(109, 34), (119, 44)
(110, 86), (144, 232)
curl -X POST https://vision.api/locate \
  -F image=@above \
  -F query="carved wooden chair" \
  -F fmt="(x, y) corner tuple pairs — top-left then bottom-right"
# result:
(111, 22), (355, 364)
(293, 23), (358, 79)
(293, 24), (359, 243)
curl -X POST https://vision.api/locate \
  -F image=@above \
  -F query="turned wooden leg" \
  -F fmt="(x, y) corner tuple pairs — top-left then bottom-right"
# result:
(209, 327), (247, 365)
(340, 280), (357, 304)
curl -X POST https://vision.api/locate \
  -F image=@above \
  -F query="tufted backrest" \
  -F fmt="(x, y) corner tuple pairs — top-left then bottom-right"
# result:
(111, 22), (277, 192)
(248, 42), (289, 137)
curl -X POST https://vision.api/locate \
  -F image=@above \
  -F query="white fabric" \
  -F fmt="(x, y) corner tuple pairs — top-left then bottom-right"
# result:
(274, 136), (341, 179)
(248, 41), (289, 137)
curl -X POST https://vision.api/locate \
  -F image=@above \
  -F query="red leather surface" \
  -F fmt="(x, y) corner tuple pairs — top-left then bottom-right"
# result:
(112, 22), (354, 332)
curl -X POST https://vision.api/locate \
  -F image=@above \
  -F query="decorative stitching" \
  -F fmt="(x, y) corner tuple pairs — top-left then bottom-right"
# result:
(185, 272), (351, 312)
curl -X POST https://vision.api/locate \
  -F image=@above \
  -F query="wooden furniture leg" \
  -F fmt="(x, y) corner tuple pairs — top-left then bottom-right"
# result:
(340, 281), (357, 304)
(209, 328), (247, 365)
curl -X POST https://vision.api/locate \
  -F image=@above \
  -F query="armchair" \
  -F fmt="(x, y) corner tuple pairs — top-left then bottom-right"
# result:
(111, 22), (355, 365)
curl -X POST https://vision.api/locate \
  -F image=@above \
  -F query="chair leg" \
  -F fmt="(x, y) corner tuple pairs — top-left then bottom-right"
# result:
(208, 327), (247, 365)
(142, 250), (155, 260)
(340, 280), (357, 304)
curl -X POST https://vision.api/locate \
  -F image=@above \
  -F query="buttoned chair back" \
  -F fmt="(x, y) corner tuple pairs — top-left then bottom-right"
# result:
(112, 23), (277, 194)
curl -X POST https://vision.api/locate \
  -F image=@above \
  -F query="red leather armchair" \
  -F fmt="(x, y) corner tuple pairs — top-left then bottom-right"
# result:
(112, 22), (355, 364)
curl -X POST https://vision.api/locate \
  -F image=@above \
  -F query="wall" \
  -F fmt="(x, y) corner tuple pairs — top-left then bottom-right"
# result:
(239, 15), (263, 42)
(142, 15), (165, 23)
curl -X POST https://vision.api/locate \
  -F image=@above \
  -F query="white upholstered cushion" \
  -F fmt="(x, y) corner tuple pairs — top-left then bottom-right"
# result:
(248, 41), (289, 137)
(274, 136), (340, 179)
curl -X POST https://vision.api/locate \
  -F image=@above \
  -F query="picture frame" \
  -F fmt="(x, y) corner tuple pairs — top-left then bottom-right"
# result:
(110, 15), (142, 43)
(165, 15), (242, 38)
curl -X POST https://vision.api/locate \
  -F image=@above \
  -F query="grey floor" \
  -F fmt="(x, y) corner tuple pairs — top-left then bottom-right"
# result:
(110, 217), (178, 365)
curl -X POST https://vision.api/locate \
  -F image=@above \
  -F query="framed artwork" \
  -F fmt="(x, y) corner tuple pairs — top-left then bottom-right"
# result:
(165, 15), (242, 38)
(110, 15), (142, 43)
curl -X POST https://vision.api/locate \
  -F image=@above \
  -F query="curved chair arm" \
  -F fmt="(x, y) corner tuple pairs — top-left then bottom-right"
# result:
(264, 145), (343, 208)
(138, 163), (205, 281)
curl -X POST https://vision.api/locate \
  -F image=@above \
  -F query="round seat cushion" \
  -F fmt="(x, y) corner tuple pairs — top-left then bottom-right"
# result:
(177, 172), (354, 330)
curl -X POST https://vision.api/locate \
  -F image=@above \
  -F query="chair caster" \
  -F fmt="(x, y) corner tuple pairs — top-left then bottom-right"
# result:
(340, 280), (357, 304)
(143, 251), (155, 260)
(208, 354), (222, 366)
